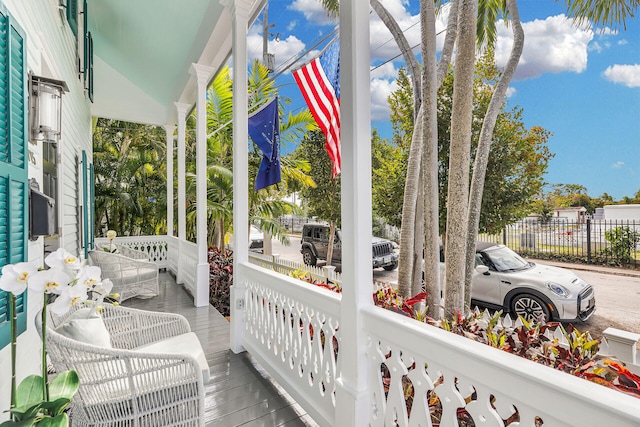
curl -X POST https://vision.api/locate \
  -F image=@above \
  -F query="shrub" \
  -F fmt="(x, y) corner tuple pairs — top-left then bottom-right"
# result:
(209, 247), (233, 316)
(602, 226), (640, 265)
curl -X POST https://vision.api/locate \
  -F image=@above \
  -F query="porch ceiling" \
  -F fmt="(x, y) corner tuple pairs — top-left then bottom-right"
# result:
(88, 0), (259, 126)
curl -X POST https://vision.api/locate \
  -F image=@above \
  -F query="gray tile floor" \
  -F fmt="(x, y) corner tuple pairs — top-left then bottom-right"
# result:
(125, 272), (318, 427)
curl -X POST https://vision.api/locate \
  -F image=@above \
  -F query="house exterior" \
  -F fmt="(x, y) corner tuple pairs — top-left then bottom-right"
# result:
(0, 0), (264, 418)
(553, 206), (587, 223)
(0, 0), (94, 412)
(2, 1), (640, 425)
(604, 204), (640, 221)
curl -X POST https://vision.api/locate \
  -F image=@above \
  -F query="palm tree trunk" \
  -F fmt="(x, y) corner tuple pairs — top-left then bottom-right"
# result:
(397, 109), (423, 297)
(464, 0), (525, 310)
(421, 0), (442, 318)
(444, 0), (477, 314)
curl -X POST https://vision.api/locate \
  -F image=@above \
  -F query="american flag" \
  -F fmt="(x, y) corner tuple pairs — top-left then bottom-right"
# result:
(293, 38), (341, 177)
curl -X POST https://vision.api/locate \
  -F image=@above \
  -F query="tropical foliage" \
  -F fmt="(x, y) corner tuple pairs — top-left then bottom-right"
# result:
(94, 61), (317, 247)
(93, 120), (167, 237)
(375, 58), (553, 236)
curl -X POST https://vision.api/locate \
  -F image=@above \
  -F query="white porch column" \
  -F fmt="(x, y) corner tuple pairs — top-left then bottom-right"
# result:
(175, 102), (190, 285)
(190, 63), (216, 307)
(228, 0), (252, 354)
(164, 125), (176, 237)
(335, 0), (372, 424)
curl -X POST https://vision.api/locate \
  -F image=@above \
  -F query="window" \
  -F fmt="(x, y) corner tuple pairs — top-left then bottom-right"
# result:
(0, 4), (28, 350)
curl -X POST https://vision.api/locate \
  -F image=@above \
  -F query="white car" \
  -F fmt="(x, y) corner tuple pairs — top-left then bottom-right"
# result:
(227, 225), (264, 251)
(467, 242), (596, 323)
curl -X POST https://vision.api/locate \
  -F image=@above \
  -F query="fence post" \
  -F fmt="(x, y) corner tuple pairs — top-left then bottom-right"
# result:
(323, 265), (336, 284)
(586, 218), (592, 264)
(502, 228), (507, 246)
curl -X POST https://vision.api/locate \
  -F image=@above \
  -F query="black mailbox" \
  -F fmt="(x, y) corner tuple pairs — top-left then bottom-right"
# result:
(30, 187), (56, 237)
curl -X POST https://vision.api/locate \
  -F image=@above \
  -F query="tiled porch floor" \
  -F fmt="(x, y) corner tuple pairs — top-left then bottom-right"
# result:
(124, 272), (318, 427)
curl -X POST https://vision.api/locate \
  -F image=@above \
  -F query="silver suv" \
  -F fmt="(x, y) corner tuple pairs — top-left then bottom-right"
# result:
(301, 223), (398, 270)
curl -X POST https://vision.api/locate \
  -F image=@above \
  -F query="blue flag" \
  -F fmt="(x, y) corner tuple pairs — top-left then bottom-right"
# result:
(248, 97), (281, 190)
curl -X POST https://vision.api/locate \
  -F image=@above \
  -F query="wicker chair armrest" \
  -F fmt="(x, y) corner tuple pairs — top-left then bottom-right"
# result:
(98, 304), (190, 348)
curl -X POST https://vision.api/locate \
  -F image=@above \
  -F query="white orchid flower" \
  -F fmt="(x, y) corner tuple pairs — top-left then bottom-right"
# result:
(49, 284), (89, 315)
(0, 262), (38, 295)
(76, 265), (102, 288)
(29, 267), (72, 295)
(45, 248), (82, 271)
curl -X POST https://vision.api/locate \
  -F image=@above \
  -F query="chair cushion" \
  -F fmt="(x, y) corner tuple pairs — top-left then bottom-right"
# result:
(133, 332), (210, 383)
(55, 308), (112, 348)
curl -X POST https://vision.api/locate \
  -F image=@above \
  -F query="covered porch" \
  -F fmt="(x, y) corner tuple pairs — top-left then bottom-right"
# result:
(89, 0), (640, 425)
(124, 271), (316, 426)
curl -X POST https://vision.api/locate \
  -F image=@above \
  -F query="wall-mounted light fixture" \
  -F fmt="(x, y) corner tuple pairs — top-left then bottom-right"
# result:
(29, 74), (69, 144)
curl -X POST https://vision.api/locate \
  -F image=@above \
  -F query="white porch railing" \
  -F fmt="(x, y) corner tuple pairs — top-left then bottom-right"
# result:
(241, 263), (341, 426)
(94, 236), (169, 268)
(99, 235), (640, 426)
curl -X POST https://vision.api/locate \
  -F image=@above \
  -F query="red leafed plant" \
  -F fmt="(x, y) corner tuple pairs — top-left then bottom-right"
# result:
(208, 247), (234, 316)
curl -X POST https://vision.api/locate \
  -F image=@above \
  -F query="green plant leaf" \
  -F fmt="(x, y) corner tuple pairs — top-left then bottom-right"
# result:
(8, 402), (43, 420)
(35, 414), (69, 427)
(0, 418), (36, 426)
(48, 371), (80, 401)
(39, 398), (71, 416)
(15, 375), (44, 407)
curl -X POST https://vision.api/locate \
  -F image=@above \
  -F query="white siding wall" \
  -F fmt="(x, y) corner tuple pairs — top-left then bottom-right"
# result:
(0, 0), (92, 418)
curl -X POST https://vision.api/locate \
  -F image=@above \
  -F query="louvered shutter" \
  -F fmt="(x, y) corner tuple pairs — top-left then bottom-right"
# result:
(0, 5), (28, 350)
(67, 0), (78, 37)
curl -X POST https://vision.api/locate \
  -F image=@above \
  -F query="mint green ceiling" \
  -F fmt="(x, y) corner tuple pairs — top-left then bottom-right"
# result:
(88, 0), (235, 125)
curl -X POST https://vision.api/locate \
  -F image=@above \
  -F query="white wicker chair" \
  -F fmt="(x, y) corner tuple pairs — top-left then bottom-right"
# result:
(38, 304), (206, 427)
(88, 250), (158, 302)
(95, 242), (150, 260)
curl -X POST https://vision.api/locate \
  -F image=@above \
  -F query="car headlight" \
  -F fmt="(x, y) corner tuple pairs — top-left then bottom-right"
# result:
(546, 281), (570, 298)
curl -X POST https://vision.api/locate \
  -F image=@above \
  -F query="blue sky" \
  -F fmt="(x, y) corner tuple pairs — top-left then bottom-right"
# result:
(246, 0), (640, 200)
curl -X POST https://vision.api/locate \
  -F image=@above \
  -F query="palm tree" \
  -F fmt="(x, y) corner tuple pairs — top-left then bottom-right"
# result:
(184, 61), (317, 248)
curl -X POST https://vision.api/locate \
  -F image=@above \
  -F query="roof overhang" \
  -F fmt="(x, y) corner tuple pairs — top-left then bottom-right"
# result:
(89, 0), (264, 126)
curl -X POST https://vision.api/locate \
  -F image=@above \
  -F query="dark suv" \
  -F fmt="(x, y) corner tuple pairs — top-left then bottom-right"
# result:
(300, 223), (398, 270)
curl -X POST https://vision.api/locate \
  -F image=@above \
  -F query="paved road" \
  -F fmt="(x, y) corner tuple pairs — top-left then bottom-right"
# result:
(267, 236), (640, 337)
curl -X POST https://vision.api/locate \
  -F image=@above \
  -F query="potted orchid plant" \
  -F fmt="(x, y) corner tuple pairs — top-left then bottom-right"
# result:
(0, 248), (117, 426)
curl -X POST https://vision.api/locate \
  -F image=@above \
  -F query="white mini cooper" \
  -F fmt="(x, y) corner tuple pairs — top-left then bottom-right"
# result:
(468, 242), (596, 323)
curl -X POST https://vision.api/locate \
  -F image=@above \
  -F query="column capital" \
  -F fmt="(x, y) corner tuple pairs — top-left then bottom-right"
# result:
(190, 63), (216, 87)
(163, 124), (176, 134)
(222, 0), (253, 21)
(174, 102), (191, 119)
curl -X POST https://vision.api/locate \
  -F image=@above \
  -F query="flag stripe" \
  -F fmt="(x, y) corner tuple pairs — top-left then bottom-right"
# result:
(293, 52), (341, 176)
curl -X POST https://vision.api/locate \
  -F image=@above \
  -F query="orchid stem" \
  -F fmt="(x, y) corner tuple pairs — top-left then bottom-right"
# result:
(9, 293), (16, 421)
(42, 296), (49, 402)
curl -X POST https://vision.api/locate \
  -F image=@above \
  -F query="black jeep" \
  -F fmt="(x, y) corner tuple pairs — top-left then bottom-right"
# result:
(300, 223), (398, 270)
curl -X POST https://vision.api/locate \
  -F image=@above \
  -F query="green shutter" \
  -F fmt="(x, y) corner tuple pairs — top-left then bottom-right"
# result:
(82, 150), (88, 258)
(90, 164), (95, 249)
(0, 5), (29, 350)
(87, 31), (93, 102)
(67, 0), (78, 37)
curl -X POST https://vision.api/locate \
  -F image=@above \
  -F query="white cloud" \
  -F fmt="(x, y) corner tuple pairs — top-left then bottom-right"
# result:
(618, 39), (628, 45)
(505, 86), (516, 98)
(247, 25), (308, 75)
(612, 161), (625, 169)
(495, 14), (593, 81)
(370, 78), (398, 121)
(603, 64), (640, 88)
(371, 61), (399, 80)
(289, 0), (336, 26)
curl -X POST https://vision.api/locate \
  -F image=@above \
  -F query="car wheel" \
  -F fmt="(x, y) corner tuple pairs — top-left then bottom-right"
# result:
(511, 294), (551, 323)
(302, 248), (317, 266)
(383, 261), (398, 271)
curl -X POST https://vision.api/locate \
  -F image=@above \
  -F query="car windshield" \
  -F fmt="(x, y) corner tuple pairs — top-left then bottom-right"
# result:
(483, 245), (531, 272)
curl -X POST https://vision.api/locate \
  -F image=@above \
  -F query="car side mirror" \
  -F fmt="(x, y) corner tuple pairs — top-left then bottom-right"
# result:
(475, 265), (490, 275)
